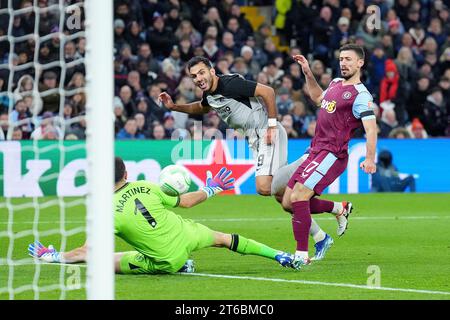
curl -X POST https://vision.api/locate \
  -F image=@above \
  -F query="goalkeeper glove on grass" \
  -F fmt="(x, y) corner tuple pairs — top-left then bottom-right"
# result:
(28, 240), (62, 263)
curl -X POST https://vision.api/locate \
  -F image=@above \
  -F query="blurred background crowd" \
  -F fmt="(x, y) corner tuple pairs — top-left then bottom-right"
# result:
(0, 0), (449, 141)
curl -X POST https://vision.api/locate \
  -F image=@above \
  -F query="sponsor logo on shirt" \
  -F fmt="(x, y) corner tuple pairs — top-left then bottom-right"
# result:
(321, 99), (337, 113)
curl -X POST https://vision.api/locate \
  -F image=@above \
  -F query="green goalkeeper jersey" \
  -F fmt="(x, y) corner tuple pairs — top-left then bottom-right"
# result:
(114, 180), (189, 266)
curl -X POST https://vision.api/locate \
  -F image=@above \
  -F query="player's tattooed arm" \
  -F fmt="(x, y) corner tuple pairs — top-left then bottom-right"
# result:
(158, 92), (210, 114)
(292, 55), (323, 106)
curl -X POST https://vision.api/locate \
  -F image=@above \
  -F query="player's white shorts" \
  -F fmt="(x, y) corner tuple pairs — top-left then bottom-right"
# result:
(247, 122), (288, 177)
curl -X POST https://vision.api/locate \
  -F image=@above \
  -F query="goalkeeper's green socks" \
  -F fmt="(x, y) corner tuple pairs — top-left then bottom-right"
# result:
(229, 234), (278, 260)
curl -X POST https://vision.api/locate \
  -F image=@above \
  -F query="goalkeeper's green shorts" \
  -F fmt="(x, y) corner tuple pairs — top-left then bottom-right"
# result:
(119, 220), (215, 274)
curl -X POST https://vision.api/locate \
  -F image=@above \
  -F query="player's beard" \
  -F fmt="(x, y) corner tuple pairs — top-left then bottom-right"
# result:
(341, 69), (356, 80)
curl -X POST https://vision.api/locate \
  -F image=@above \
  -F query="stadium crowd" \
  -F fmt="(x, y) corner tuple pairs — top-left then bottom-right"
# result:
(0, 0), (449, 141)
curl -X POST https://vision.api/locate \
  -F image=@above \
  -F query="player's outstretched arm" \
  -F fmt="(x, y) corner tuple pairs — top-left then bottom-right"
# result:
(158, 92), (210, 114)
(179, 167), (235, 208)
(28, 240), (87, 264)
(255, 83), (278, 145)
(360, 118), (377, 174)
(292, 55), (323, 105)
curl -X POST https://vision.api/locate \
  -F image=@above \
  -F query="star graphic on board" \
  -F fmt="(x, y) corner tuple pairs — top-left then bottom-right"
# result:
(177, 140), (255, 195)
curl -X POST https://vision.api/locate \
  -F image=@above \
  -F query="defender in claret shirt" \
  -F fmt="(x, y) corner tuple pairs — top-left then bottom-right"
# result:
(284, 44), (378, 268)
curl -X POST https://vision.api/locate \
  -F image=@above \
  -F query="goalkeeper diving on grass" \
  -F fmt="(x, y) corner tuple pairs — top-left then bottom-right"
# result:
(28, 157), (299, 273)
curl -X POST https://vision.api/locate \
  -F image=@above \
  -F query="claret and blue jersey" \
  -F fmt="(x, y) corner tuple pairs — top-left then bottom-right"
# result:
(311, 78), (375, 158)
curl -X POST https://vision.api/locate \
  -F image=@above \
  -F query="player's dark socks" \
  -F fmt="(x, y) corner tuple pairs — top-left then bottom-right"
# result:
(292, 201), (311, 251)
(309, 197), (334, 214)
(230, 234), (278, 259)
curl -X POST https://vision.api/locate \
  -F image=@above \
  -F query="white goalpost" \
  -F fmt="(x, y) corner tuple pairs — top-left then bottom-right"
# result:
(0, 0), (114, 300)
(84, 0), (114, 300)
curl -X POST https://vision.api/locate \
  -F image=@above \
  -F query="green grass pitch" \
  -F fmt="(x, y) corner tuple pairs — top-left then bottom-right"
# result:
(1, 193), (449, 300)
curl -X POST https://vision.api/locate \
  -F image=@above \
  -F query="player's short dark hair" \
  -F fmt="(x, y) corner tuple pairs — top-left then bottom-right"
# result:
(186, 56), (213, 71)
(339, 44), (365, 60)
(115, 157), (126, 183)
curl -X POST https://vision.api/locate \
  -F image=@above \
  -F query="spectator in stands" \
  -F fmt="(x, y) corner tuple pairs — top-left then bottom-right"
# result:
(379, 59), (400, 105)
(220, 31), (240, 57)
(156, 62), (179, 97)
(202, 35), (222, 63)
(281, 114), (298, 138)
(312, 6), (334, 63)
(240, 45), (260, 78)
(262, 38), (281, 65)
(229, 3), (253, 38)
(371, 149), (416, 193)
(368, 45), (386, 97)
(395, 47), (417, 94)
(230, 57), (253, 80)
(262, 60), (284, 88)
(10, 98), (33, 139)
(116, 118), (145, 140)
(127, 70), (145, 99)
(275, 87), (293, 116)
(163, 112), (176, 137)
(151, 123), (166, 140)
(225, 16), (247, 46)
(179, 35), (195, 63)
(199, 7), (224, 37)
(302, 119), (317, 138)
(146, 12), (177, 59)
(134, 112), (151, 138)
(30, 111), (62, 140)
(147, 84), (166, 123)
(427, 17), (446, 48)
(114, 19), (127, 54)
(287, 62), (304, 91)
(0, 111), (8, 140)
(175, 20), (203, 48)
(407, 76), (431, 120)
(422, 87), (447, 137)
(176, 76), (196, 103)
(119, 85), (136, 117)
(11, 126), (23, 140)
(166, 5), (182, 33)
(125, 20), (145, 55)
(39, 70), (60, 115)
(330, 17), (352, 52)
(379, 109), (399, 138)
(407, 118), (428, 139)
(408, 22), (426, 49)
(137, 43), (160, 75)
(118, 44), (137, 72)
(162, 45), (184, 80)
(389, 127), (411, 139)
(114, 97), (127, 135)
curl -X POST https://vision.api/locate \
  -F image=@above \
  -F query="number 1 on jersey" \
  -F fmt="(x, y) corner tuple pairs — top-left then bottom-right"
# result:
(134, 199), (157, 228)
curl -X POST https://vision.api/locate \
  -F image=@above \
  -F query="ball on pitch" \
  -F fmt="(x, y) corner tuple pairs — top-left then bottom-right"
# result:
(159, 165), (191, 196)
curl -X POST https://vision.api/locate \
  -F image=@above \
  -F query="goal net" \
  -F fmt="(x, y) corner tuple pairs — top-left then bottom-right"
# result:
(0, 0), (113, 300)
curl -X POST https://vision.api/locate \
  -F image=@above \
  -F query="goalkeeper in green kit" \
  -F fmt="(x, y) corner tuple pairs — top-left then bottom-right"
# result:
(28, 157), (299, 273)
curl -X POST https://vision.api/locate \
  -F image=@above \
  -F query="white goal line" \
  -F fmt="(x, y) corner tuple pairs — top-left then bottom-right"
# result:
(5, 262), (449, 297)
